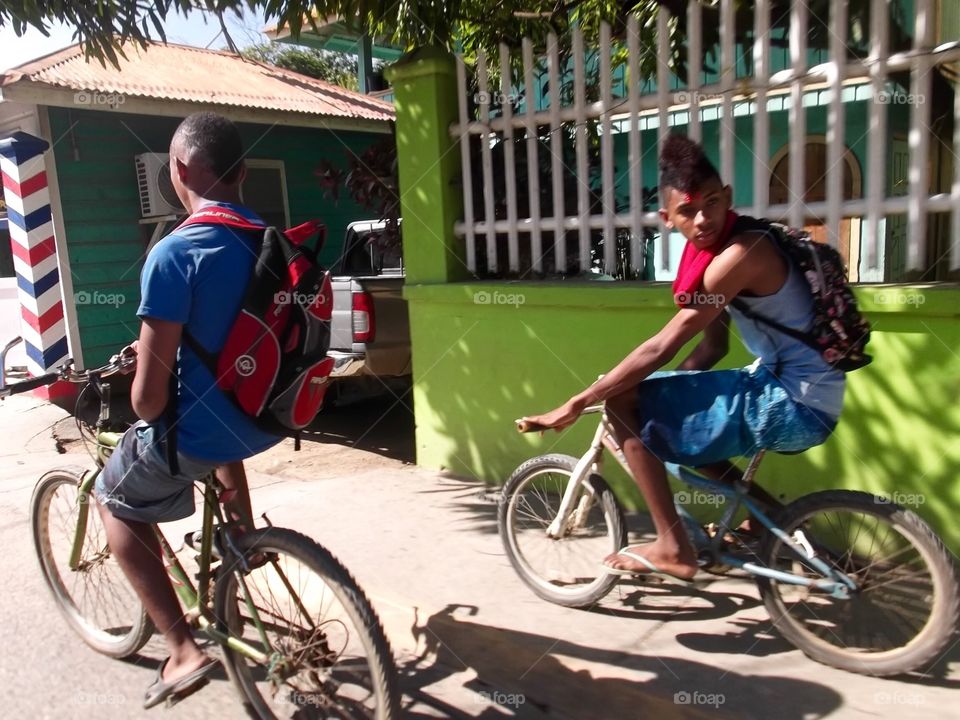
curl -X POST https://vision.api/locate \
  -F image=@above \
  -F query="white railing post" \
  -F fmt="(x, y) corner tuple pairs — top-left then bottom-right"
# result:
(627, 15), (643, 275)
(865, 0), (889, 271)
(477, 51), (498, 272)
(657, 5), (672, 270)
(499, 44), (520, 272)
(522, 38), (543, 274)
(907, 0), (935, 271)
(753, 0), (771, 218)
(687, 0), (703, 143)
(573, 28), (591, 271)
(788, 0), (808, 230)
(548, 34), (566, 274)
(826, 1), (848, 249)
(600, 22), (616, 274)
(720, 0), (735, 188)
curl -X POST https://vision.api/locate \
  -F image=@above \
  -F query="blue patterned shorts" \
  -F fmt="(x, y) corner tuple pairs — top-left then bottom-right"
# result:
(633, 365), (837, 467)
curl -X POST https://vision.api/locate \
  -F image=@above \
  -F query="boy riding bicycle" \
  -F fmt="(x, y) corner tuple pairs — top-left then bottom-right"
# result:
(523, 134), (845, 582)
(93, 113), (281, 708)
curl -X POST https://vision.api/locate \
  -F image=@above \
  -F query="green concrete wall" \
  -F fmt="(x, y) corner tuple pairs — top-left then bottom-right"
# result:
(47, 108), (383, 365)
(405, 281), (960, 553)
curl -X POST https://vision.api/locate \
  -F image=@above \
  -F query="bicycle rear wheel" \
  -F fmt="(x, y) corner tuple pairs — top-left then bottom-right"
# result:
(31, 467), (153, 658)
(758, 490), (959, 676)
(214, 528), (399, 719)
(499, 454), (627, 608)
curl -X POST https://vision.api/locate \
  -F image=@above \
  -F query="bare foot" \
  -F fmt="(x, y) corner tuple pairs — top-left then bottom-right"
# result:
(602, 542), (698, 580)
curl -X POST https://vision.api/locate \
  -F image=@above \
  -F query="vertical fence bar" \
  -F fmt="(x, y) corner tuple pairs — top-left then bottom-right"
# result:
(753, 0), (770, 218)
(657, 5), (672, 269)
(788, 0), (808, 229)
(477, 51), (498, 272)
(720, 0), (735, 188)
(600, 22), (616, 274)
(499, 44), (520, 272)
(865, 0), (889, 270)
(548, 34), (566, 273)
(907, 0), (934, 271)
(573, 28), (591, 271)
(953, 79), (960, 272)
(826, 0), (847, 249)
(455, 57), (477, 272)
(627, 15), (643, 275)
(687, 0), (703, 143)
(522, 38), (543, 273)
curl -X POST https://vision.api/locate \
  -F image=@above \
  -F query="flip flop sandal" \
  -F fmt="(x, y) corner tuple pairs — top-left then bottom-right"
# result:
(143, 657), (219, 710)
(600, 548), (701, 585)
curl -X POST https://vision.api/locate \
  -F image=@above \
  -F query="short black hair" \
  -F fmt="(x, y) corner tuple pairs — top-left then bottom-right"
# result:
(172, 113), (244, 184)
(659, 133), (721, 194)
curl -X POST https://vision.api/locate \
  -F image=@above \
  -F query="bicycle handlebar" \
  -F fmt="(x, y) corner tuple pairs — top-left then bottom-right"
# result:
(0, 337), (134, 399)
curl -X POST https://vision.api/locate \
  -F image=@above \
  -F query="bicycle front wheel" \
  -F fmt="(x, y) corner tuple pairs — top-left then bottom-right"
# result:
(31, 467), (152, 658)
(758, 490), (960, 676)
(214, 528), (399, 719)
(499, 454), (627, 608)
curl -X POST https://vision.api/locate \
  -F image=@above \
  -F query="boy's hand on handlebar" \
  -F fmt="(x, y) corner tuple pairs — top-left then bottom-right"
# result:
(113, 341), (138, 374)
(517, 397), (587, 434)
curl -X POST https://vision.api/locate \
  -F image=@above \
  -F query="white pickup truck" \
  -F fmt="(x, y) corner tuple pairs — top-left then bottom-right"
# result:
(327, 221), (411, 396)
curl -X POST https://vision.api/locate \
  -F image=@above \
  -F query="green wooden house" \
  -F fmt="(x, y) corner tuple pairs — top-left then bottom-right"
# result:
(0, 40), (393, 368)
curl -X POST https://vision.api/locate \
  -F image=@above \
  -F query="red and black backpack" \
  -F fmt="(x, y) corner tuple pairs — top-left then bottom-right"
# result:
(165, 206), (334, 468)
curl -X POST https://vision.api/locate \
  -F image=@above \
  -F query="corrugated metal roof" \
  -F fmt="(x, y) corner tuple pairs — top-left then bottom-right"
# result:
(0, 41), (394, 123)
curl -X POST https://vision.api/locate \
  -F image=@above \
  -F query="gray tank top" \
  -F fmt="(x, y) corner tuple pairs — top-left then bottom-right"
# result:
(726, 247), (845, 419)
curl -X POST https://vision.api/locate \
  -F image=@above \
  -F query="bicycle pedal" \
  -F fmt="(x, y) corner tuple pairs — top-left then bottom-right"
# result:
(183, 531), (223, 560)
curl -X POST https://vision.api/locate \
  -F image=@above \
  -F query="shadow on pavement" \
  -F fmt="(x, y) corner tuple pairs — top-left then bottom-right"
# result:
(399, 604), (842, 720)
(300, 394), (415, 464)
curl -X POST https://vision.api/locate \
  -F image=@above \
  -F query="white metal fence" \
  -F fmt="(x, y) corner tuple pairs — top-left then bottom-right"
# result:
(450, 0), (960, 281)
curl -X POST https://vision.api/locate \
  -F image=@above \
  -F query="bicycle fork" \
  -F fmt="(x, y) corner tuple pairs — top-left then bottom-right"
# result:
(546, 412), (613, 538)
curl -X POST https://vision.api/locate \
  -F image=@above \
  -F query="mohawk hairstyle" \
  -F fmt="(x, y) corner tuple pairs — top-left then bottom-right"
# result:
(659, 134), (721, 194)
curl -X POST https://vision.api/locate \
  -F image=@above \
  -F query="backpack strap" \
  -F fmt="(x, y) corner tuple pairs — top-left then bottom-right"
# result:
(177, 206), (266, 232)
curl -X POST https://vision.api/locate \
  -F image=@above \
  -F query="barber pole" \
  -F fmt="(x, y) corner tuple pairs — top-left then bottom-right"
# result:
(0, 132), (74, 401)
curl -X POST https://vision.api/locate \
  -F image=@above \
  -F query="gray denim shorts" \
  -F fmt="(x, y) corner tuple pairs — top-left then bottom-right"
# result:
(94, 421), (217, 524)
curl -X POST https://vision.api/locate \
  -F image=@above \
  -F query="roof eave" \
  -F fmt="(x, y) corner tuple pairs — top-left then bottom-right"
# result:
(0, 82), (392, 134)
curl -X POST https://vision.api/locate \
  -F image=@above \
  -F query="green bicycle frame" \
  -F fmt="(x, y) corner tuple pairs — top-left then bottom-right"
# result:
(68, 430), (271, 665)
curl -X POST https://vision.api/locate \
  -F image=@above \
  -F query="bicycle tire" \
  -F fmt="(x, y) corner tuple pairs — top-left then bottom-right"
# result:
(30, 467), (153, 658)
(499, 454), (627, 608)
(758, 489), (960, 676)
(214, 528), (399, 719)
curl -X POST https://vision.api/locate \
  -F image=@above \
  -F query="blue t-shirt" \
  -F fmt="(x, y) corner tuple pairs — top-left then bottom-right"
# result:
(137, 202), (282, 463)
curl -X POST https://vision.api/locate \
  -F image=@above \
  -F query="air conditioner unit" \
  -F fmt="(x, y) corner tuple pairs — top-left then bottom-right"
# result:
(135, 152), (184, 217)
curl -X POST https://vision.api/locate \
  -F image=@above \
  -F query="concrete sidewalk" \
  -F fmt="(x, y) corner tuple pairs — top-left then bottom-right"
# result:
(1, 393), (956, 719)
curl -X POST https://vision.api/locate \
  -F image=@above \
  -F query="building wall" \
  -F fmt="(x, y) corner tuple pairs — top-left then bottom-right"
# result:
(404, 282), (960, 554)
(45, 107), (381, 365)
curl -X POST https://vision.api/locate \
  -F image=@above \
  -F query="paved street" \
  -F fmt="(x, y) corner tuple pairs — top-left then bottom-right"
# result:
(0, 392), (957, 719)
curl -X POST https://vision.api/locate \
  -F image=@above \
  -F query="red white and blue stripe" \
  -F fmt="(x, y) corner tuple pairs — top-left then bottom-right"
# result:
(1, 132), (69, 374)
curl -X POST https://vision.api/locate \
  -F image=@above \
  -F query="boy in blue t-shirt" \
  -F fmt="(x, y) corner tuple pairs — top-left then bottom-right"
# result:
(93, 113), (280, 708)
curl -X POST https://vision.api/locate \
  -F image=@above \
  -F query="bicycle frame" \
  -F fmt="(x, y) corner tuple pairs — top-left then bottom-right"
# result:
(549, 408), (856, 598)
(69, 432), (273, 665)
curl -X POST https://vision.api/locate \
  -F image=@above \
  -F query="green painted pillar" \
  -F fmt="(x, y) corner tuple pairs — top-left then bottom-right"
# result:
(385, 48), (467, 284)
